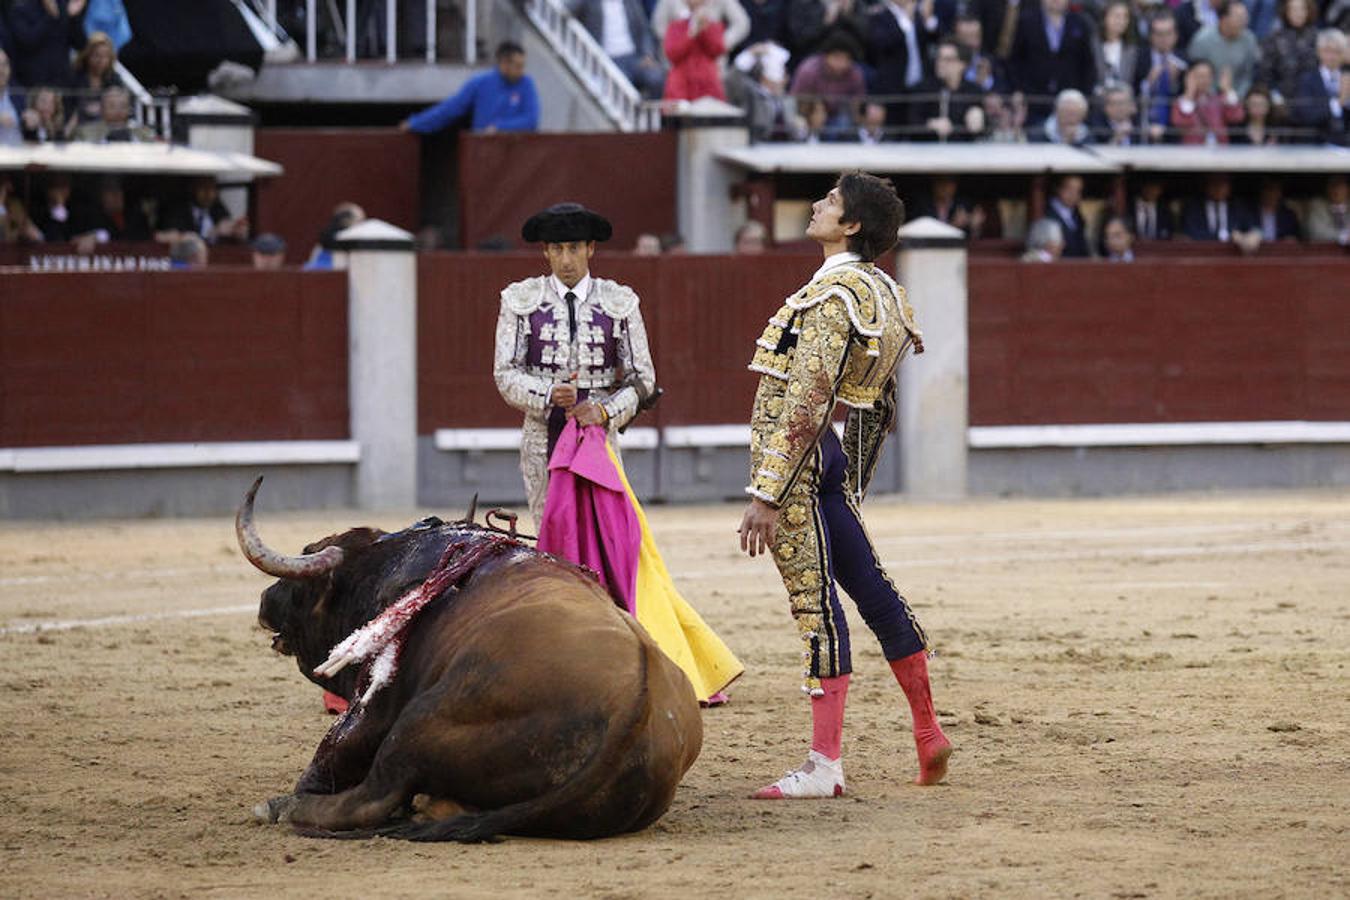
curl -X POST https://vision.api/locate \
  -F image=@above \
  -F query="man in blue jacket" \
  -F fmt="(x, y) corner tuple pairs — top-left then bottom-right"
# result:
(400, 41), (540, 134)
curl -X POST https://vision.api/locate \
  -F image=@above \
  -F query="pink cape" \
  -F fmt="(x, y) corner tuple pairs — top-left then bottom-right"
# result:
(536, 420), (642, 615)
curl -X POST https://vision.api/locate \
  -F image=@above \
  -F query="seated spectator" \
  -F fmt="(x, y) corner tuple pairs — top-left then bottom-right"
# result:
(788, 32), (866, 139)
(1101, 215), (1136, 260)
(1186, 1), (1259, 97)
(979, 90), (1028, 142)
(868, 0), (940, 128)
(854, 101), (887, 142)
(1094, 0), (1140, 90)
(1093, 83), (1141, 144)
(793, 96), (831, 141)
(1304, 173), (1349, 244)
(728, 41), (795, 140)
(305, 202), (366, 270)
(400, 42), (539, 134)
(1254, 178), (1300, 241)
(910, 39), (986, 142)
(74, 85), (155, 142)
(1036, 88), (1092, 144)
(0, 50), (21, 146)
(1256, 0), (1318, 109)
(652, 0), (749, 58)
(1232, 86), (1279, 144)
(8, 0), (86, 88)
(1131, 178), (1175, 239)
(170, 234), (209, 269)
(33, 172), (75, 241)
(568, 0), (665, 99)
(158, 177), (249, 244)
(663, 0), (727, 101)
(913, 174), (993, 237)
(953, 14), (1005, 93)
(67, 31), (120, 133)
(71, 175), (151, 251)
(1181, 173), (1259, 244)
(251, 233), (287, 269)
(20, 86), (65, 141)
(1290, 29), (1348, 146)
(1022, 217), (1065, 261)
(1045, 173), (1092, 256)
(1, 194), (43, 242)
(735, 219), (768, 252)
(1007, 0), (1096, 125)
(1136, 9), (1188, 142)
(633, 232), (663, 255)
(1170, 60), (1242, 144)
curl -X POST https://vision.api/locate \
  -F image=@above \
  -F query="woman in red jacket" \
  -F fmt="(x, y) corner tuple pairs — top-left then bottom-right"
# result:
(1170, 59), (1244, 144)
(662, 0), (726, 102)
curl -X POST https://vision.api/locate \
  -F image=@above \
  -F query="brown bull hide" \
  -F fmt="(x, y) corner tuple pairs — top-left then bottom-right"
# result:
(246, 512), (703, 842)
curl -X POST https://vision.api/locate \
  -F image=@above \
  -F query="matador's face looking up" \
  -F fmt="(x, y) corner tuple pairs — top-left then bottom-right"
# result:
(806, 187), (860, 247)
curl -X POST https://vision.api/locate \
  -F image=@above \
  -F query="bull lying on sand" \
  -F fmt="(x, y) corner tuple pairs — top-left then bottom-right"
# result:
(236, 477), (703, 841)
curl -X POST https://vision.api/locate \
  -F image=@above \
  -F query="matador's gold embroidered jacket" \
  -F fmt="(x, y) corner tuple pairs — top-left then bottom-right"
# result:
(747, 253), (921, 506)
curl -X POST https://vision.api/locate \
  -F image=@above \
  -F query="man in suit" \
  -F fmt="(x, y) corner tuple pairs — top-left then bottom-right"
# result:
(1254, 178), (1301, 242)
(1304, 174), (1349, 245)
(908, 39), (986, 140)
(1046, 173), (1092, 257)
(1181, 173), (1260, 247)
(1135, 9), (1188, 142)
(1132, 179), (1176, 241)
(1290, 29), (1348, 146)
(1006, 0), (1096, 124)
(868, 0), (939, 127)
(569, 0), (667, 98)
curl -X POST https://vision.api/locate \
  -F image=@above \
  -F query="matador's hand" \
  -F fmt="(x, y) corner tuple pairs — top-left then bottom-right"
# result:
(570, 401), (608, 427)
(738, 498), (779, 557)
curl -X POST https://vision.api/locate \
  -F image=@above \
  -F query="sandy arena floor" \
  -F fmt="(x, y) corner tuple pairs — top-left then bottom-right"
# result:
(1, 490), (1347, 899)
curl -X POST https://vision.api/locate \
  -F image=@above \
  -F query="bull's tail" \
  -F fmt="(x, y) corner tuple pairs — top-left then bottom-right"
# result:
(318, 618), (656, 843)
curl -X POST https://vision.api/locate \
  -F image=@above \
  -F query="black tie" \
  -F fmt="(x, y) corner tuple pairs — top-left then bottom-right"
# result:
(564, 291), (577, 340)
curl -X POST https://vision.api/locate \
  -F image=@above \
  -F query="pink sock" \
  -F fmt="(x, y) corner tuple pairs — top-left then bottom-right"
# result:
(810, 674), (850, 760)
(889, 651), (952, 785)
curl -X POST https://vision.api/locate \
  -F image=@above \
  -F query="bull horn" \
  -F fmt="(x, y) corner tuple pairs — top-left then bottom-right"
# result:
(463, 492), (479, 524)
(235, 475), (345, 579)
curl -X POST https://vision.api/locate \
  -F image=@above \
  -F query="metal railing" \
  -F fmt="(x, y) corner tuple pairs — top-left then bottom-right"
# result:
(523, 0), (659, 132)
(114, 62), (176, 140)
(255, 0), (475, 65)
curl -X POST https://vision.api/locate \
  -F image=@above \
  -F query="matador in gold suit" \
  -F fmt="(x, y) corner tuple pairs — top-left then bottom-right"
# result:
(740, 172), (952, 799)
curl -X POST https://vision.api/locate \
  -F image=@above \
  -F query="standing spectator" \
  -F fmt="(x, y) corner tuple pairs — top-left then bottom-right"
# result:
(1021, 218), (1065, 261)
(400, 42), (540, 134)
(8, 0), (87, 88)
(868, 0), (940, 128)
(71, 175), (150, 250)
(1101, 215), (1136, 260)
(1290, 29), (1348, 145)
(1136, 9), (1188, 142)
(66, 30), (119, 132)
(1132, 178), (1175, 240)
(1176, 0), (1223, 46)
(789, 32), (867, 137)
(1171, 59), (1243, 143)
(20, 86), (66, 141)
(1256, 0), (1319, 109)
(1254, 178), (1301, 241)
(663, 0), (728, 101)
(158, 178), (249, 244)
(785, 0), (871, 68)
(0, 51), (22, 146)
(976, 0), (1021, 59)
(953, 14), (1006, 92)
(735, 219), (769, 251)
(1007, 0), (1096, 125)
(910, 39), (986, 141)
(1093, 83), (1141, 143)
(251, 233), (287, 269)
(1045, 174), (1092, 257)
(652, 0), (749, 58)
(1232, 86), (1279, 143)
(34, 173), (76, 241)
(1181, 173), (1259, 243)
(1304, 174), (1349, 244)
(82, 0), (132, 50)
(1094, 0), (1140, 90)
(736, 0), (788, 54)
(73, 84), (153, 142)
(569, 0), (666, 99)
(1187, 0), (1260, 97)
(1037, 87), (1093, 143)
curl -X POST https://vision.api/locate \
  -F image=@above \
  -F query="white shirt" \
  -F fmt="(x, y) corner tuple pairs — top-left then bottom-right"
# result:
(812, 251), (862, 281)
(600, 0), (637, 58)
(549, 272), (593, 305)
(1321, 66), (1343, 118)
(1206, 200), (1229, 241)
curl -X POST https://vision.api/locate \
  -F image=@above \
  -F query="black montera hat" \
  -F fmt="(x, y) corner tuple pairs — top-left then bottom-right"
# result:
(521, 202), (613, 244)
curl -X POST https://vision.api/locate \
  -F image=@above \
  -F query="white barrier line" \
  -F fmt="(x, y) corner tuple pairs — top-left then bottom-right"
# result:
(0, 604), (257, 636)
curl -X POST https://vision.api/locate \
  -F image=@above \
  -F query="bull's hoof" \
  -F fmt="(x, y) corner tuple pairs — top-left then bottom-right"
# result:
(253, 794), (298, 824)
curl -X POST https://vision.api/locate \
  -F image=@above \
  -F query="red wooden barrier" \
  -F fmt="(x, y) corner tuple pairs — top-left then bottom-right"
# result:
(968, 258), (1350, 426)
(0, 270), (349, 447)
